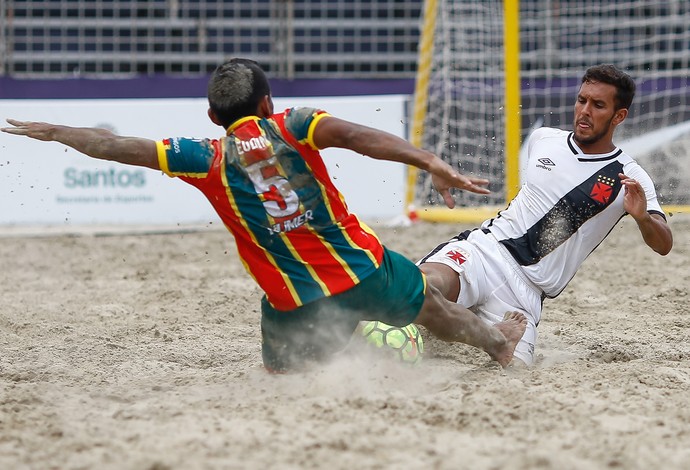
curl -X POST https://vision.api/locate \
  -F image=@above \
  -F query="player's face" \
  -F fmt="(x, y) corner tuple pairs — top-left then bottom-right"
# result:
(573, 80), (622, 152)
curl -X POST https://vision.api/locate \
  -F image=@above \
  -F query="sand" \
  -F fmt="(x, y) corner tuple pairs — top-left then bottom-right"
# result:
(1, 213), (689, 470)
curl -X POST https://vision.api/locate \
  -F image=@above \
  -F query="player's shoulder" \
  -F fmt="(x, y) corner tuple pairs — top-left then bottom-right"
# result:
(620, 152), (651, 178)
(281, 107), (331, 142)
(609, 144), (639, 171)
(282, 106), (328, 121)
(526, 127), (570, 156)
(530, 126), (569, 141)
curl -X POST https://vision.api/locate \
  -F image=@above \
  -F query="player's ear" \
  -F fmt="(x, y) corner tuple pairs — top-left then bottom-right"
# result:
(208, 108), (223, 127)
(613, 108), (628, 126)
(258, 95), (274, 118)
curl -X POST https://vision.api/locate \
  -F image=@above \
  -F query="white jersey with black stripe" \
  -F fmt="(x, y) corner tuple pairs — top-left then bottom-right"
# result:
(482, 127), (665, 298)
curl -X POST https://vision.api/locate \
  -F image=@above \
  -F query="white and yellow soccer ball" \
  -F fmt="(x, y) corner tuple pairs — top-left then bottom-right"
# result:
(361, 321), (424, 365)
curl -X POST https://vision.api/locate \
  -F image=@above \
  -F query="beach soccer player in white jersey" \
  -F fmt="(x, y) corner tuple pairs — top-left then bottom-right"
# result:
(418, 64), (674, 367)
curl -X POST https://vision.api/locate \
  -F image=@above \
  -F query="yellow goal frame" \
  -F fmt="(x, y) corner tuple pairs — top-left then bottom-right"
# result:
(406, 0), (522, 224)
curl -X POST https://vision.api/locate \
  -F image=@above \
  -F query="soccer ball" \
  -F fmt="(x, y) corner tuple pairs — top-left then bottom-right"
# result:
(360, 321), (424, 365)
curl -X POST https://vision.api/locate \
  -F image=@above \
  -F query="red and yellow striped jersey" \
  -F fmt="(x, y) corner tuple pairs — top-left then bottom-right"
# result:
(156, 107), (384, 311)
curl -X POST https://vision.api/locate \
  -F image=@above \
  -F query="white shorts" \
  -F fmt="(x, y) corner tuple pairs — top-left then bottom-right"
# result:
(419, 229), (543, 365)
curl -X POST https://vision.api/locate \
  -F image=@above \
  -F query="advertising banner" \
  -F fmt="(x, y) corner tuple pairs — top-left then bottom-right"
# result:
(0, 95), (407, 227)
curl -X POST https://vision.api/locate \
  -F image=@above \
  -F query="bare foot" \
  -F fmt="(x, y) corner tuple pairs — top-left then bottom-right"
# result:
(505, 357), (528, 370)
(488, 311), (527, 368)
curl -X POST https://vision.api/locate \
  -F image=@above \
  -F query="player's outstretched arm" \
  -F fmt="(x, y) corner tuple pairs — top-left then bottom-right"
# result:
(312, 116), (489, 208)
(1, 119), (160, 170)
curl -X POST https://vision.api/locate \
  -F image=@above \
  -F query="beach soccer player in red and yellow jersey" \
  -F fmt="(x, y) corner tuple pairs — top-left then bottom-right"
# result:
(2, 58), (527, 372)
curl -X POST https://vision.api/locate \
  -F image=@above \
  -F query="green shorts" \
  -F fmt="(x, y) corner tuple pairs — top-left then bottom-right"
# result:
(260, 247), (426, 373)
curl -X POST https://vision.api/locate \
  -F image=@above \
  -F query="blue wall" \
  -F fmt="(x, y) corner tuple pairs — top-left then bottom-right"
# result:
(0, 77), (415, 99)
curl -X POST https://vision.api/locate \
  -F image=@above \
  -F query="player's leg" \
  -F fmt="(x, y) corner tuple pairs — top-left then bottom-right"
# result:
(473, 304), (536, 367)
(413, 283), (526, 367)
(472, 272), (542, 367)
(379, 247), (526, 368)
(260, 296), (360, 373)
(418, 262), (460, 301)
(416, 234), (527, 366)
(260, 246), (526, 371)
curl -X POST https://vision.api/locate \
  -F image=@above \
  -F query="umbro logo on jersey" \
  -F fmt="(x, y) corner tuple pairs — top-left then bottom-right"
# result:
(536, 158), (555, 171)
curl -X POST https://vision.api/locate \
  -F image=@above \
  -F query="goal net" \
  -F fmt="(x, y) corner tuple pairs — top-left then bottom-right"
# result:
(409, 0), (690, 221)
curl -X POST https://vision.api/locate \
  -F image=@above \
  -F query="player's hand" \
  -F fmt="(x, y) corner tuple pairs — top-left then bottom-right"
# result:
(431, 166), (490, 209)
(619, 172), (648, 220)
(1, 119), (58, 141)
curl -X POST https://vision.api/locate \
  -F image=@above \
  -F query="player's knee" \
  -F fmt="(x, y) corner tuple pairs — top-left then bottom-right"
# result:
(420, 262), (460, 301)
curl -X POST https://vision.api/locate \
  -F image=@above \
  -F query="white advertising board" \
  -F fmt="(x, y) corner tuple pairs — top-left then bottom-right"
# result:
(0, 95), (408, 228)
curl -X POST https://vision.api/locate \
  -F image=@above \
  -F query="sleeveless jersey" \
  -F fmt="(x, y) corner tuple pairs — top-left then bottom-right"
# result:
(483, 127), (665, 298)
(156, 107), (384, 311)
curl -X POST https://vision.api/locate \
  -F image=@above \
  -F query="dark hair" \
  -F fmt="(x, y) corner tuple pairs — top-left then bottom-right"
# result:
(207, 58), (271, 128)
(581, 64), (636, 110)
